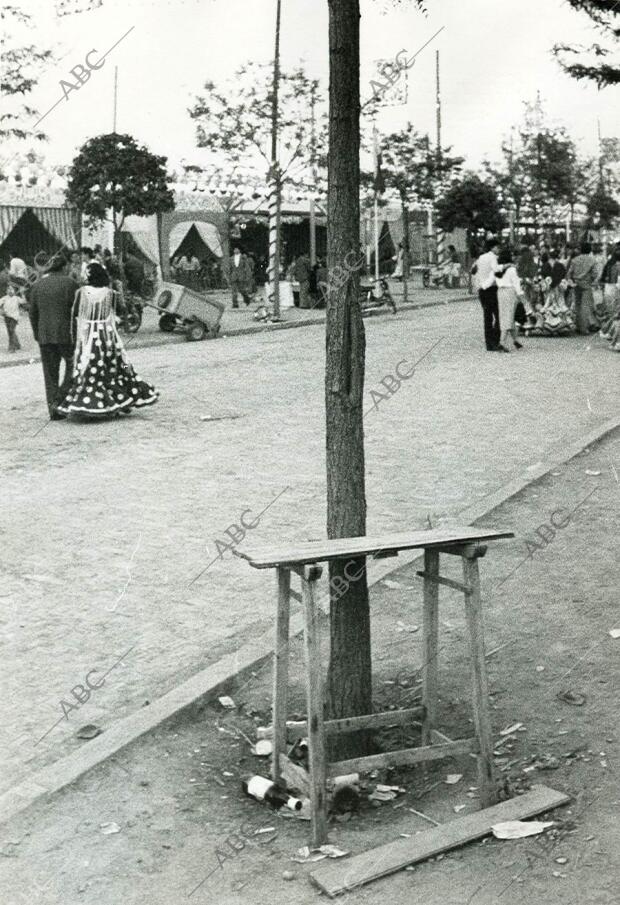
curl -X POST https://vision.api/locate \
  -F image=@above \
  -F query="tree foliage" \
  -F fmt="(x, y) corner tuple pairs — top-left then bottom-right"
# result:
(436, 174), (504, 242)
(367, 124), (463, 205)
(553, 0), (620, 86)
(65, 133), (174, 235)
(188, 62), (327, 191)
(0, 5), (52, 149)
(587, 185), (620, 227)
(483, 99), (597, 224)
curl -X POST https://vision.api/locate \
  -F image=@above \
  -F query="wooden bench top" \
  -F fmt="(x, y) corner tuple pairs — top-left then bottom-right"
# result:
(233, 527), (514, 569)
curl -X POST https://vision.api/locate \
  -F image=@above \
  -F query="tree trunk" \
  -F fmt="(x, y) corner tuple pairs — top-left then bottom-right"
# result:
(325, 0), (372, 759)
(401, 195), (409, 305)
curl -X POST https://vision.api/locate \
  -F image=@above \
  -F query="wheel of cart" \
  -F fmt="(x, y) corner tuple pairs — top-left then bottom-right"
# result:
(185, 318), (208, 342)
(159, 312), (176, 332)
(149, 282), (225, 341)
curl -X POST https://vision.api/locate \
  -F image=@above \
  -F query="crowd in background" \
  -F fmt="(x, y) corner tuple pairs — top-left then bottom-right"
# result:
(0, 244), (151, 353)
(473, 236), (620, 353)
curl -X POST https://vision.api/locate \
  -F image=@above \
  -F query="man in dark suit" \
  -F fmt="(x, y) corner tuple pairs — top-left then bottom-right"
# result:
(28, 254), (78, 420)
(226, 246), (254, 308)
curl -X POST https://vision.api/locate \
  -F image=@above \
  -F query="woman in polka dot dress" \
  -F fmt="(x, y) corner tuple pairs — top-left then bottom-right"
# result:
(57, 262), (158, 417)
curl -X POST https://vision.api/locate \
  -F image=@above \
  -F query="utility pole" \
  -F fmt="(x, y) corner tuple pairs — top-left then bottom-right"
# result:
(113, 66), (118, 132)
(435, 50), (445, 269)
(268, 0), (282, 319)
(309, 80), (318, 266)
(372, 118), (380, 281)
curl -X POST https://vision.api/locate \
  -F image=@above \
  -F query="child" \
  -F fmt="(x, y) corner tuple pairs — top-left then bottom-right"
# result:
(0, 283), (21, 352)
(367, 278), (397, 314)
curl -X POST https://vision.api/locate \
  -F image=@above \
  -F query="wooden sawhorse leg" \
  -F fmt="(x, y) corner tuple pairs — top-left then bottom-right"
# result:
(299, 564), (327, 846)
(421, 548), (439, 745)
(462, 547), (498, 807)
(272, 567), (290, 785)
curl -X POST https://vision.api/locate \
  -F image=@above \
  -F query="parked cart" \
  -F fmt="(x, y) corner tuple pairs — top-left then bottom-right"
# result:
(148, 281), (225, 341)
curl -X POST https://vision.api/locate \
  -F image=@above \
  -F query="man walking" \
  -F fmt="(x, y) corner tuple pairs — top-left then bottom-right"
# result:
(227, 246), (254, 308)
(28, 254), (78, 420)
(476, 238), (500, 351)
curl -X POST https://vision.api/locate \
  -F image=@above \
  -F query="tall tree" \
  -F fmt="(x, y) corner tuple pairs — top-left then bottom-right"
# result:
(484, 100), (587, 231)
(553, 0), (620, 86)
(436, 174), (504, 254)
(326, 0), (370, 756)
(189, 62), (327, 310)
(367, 125), (462, 300)
(65, 133), (174, 257)
(325, 0), (426, 757)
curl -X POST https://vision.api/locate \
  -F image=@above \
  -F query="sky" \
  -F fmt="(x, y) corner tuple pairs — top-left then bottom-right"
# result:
(6, 0), (619, 175)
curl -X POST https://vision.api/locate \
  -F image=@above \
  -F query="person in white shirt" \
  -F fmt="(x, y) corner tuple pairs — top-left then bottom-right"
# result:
(495, 248), (525, 352)
(0, 283), (21, 351)
(475, 238), (500, 351)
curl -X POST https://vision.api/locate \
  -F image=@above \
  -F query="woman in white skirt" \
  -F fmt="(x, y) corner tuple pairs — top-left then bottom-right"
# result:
(495, 248), (525, 352)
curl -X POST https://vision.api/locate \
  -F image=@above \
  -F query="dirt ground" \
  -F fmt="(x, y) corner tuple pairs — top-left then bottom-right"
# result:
(1, 428), (619, 905)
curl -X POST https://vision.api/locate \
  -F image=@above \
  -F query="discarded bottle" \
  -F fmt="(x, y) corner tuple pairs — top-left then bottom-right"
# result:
(242, 775), (302, 811)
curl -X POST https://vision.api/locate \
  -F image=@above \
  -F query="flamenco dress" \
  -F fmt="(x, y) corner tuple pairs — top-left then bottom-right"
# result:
(57, 286), (158, 416)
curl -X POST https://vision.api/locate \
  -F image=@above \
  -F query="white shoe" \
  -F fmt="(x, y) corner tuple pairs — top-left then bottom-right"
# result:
(611, 343), (620, 352)
(599, 331), (611, 340)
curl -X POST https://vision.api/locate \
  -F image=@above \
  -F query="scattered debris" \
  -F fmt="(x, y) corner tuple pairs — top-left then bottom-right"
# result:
(584, 469), (601, 476)
(408, 807), (440, 826)
(282, 870), (296, 881)
(445, 774), (463, 785)
(383, 580), (403, 590)
(608, 629), (620, 640)
(556, 690), (586, 706)
(218, 696), (236, 710)
(500, 722), (524, 736)
(486, 639), (516, 659)
(454, 804), (467, 813)
(292, 844), (349, 863)
(491, 820), (555, 840)
(252, 739), (273, 757)
(537, 755), (561, 771)
(369, 784), (405, 803)
(555, 856), (568, 864)
(76, 724), (102, 740)
(100, 822), (122, 835)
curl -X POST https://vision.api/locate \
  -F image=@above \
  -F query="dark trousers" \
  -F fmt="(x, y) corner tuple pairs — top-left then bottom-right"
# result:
(231, 284), (252, 308)
(39, 343), (74, 415)
(4, 316), (20, 351)
(478, 286), (500, 350)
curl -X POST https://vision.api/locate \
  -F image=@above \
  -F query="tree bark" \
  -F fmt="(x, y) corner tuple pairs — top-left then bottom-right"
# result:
(325, 0), (372, 758)
(401, 194), (409, 304)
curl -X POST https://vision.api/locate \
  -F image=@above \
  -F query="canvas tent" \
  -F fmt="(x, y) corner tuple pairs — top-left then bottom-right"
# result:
(0, 204), (80, 260)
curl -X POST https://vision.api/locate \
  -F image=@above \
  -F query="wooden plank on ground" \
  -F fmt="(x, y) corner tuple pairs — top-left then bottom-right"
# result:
(233, 527), (514, 569)
(310, 784), (570, 897)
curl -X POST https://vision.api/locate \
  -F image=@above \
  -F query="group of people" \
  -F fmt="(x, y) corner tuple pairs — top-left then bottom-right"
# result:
(6, 247), (157, 420)
(225, 245), (330, 313)
(475, 237), (620, 353)
(0, 245), (150, 355)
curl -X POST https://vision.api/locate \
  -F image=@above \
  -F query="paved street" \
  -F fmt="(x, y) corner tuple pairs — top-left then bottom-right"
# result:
(0, 281), (458, 369)
(1, 298), (618, 791)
